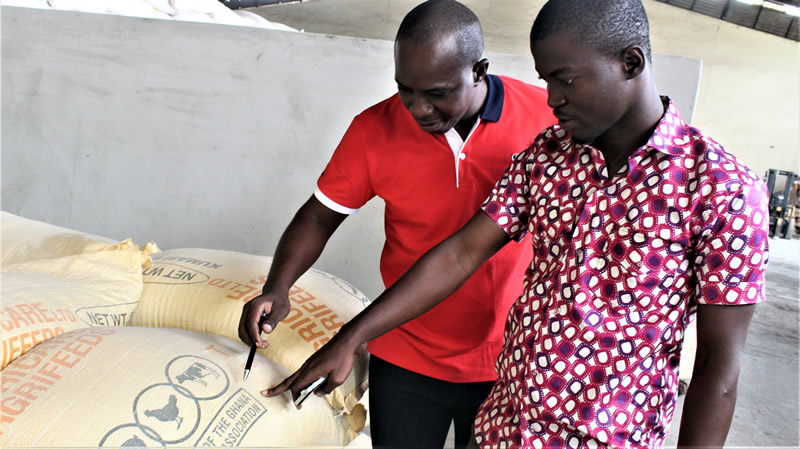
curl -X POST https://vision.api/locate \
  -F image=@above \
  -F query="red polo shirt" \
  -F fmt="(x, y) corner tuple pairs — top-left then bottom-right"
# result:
(316, 75), (555, 382)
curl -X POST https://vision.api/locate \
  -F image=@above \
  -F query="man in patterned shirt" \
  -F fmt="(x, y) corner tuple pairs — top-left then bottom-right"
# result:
(268, 0), (769, 447)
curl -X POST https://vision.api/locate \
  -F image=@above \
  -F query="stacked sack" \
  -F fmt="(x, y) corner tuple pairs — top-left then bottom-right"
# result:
(0, 326), (362, 446)
(130, 248), (372, 418)
(0, 212), (370, 446)
(0, 211), (157, 369)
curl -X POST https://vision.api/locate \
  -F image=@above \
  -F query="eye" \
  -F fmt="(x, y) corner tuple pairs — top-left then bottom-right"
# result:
(561, 77), (576, 86)
(427, 91), (448, 99)
(397, 84), (411, 93)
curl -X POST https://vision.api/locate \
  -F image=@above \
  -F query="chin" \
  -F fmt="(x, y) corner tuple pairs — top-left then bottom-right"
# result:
(567, 128), (601, 146)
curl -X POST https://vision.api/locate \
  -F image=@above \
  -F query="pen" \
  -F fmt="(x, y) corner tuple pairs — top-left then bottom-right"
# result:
(243, 311), (268, 382)
(295, 376), (327, 407)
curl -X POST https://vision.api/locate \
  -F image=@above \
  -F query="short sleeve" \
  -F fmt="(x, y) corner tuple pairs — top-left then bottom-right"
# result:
(481, 147), (534, 242)
(693, 179), (770, 305)
(316, 114), (376, 213)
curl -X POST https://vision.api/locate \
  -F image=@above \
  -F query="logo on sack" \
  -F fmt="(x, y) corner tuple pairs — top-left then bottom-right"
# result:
(98, 355), (242, 447)
(75, 302), (138, 326)
(143, 263), (210, 285)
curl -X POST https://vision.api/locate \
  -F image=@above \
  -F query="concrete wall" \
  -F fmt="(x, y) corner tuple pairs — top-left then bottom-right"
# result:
(258, 0), (800, 177)
(1, 6), (700, 298)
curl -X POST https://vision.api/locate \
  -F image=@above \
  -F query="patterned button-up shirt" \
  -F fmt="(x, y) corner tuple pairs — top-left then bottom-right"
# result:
(475, 98), (769, 448)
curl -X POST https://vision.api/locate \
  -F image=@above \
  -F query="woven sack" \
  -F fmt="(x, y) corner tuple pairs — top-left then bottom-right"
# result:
(0, 326), (365, 446)
(1, 238), (155, 370)
(1, 211), (118, 266)
(130, 248), (370, 414)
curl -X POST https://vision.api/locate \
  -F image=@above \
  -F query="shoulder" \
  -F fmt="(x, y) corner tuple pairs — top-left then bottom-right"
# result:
(687, 128), (765, 195)
(354, 94), (405, 123)
(495, 75), (548, 102)
(679, 128), (769, 226)
(509, 126), (566, 164)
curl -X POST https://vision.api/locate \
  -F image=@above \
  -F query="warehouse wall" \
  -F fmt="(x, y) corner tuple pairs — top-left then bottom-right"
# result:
(1, 6), (700, 298)
(259, 0), (800, 177)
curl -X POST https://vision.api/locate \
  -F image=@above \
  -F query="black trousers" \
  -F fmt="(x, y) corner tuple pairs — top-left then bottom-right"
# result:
(368, 355), (494, 449)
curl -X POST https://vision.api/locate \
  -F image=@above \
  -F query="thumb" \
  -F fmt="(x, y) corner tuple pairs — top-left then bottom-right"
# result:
(262, 313), (282, 334)
(262, 302), (290, 334)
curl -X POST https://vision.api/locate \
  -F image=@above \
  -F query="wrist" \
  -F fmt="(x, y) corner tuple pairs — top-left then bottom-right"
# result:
(334, 320), (368, 351)
(261, 281), (290, 297)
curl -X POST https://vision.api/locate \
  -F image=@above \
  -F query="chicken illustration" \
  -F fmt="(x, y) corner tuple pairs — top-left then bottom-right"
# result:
(176, 361), (219, 387)
(144, 394), (183, 429)
(121, 434), (148, 448)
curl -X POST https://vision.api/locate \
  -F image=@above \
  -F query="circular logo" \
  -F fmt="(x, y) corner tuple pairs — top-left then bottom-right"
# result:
(165, 355), (229, 400)
(133, 383), (201, 444)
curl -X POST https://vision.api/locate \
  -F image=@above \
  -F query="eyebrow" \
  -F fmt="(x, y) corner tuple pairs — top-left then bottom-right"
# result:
(395, 80), (456, 93)
(546, 67), (575, 78)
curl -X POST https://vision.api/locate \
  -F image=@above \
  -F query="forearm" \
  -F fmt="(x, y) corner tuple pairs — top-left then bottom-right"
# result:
(335, 212), (509, 349)
(676, 303), (755, 448)
(262, 197), (345, 295)
(676, 363), (740, 448)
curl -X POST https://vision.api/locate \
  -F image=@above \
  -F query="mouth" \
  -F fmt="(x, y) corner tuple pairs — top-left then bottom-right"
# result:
(554, 114), (577, 129)
(416, 119), (445, 132)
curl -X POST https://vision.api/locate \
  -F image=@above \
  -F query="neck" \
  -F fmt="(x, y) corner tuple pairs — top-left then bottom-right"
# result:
(595, 86), (665, 177)
(454, 77), (489, 140)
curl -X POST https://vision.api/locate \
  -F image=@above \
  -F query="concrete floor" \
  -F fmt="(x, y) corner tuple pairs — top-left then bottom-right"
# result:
(255, 3), (800, 447)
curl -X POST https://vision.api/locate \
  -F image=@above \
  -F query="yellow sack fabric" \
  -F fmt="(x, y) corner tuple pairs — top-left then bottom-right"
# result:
(0, 326), (366, 447)
(1, 211), (117, 266)
(130, 248), (370, 414)
(1, 238), (157, 369)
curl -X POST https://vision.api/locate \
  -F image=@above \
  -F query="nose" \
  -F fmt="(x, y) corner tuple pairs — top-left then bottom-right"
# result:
(406, 93), (434, 119)
(546, 83), (566, 109)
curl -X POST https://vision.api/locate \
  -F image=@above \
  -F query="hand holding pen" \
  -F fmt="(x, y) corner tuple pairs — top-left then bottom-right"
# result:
(242, 310), (327, 408)
(243, 311), (268, 381)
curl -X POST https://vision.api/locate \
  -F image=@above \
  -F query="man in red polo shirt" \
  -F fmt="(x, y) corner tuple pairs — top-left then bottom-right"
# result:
(239, 0), (553, 447)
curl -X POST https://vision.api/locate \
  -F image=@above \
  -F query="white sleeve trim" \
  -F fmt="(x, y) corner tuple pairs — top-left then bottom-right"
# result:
(314, 187), (360, 215)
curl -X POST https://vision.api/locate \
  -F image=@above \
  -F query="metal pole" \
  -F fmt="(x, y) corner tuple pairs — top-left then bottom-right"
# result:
(721, 0), (733, 20)
(754, 4), (764, 28)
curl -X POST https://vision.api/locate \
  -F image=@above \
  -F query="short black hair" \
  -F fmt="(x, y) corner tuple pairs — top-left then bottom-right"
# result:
(396, 0), (484, 65)
(530, 0), (652, 63)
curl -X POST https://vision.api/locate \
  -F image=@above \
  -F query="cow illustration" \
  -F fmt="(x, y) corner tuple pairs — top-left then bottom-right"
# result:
(175, 361), (219, 387)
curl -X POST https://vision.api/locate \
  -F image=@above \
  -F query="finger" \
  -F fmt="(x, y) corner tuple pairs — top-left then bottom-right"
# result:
(249, 303), (272, 348)
(263, 377), (291, 398)
(315, 378), (331, 396)
(238, 304), (255, 346)
(317, 356), (353, 395)
(263, 370), (300, 398)
(262, 301), (290, 334)
(318, 373), (344, 395)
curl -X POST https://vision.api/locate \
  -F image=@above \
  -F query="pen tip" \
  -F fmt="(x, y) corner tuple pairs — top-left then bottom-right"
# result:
(243, 370), (250, 382)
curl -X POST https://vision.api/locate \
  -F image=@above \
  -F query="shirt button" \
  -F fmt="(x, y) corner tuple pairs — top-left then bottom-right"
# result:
(459, 153), (466, 160)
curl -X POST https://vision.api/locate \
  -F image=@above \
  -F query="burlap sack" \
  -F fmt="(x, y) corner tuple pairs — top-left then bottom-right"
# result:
(130, 248), (370, 414)
(0, 326), (366, 447)
(1, 239), (156, 370)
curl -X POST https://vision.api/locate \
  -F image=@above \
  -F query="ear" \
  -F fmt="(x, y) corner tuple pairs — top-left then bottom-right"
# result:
(621, 45), (646, 80)
(472, 58), (489, 84)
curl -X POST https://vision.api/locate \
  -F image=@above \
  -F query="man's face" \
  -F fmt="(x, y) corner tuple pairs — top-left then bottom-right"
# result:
(394, 38), (477, 134)
(532, 32), (631, 145)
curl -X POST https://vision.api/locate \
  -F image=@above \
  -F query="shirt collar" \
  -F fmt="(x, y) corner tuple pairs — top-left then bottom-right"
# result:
(643, 96), (693, 158)
(480, 74), (504, 123)
(549, 97), (693, 158)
